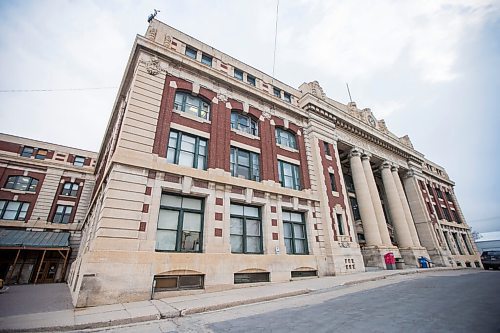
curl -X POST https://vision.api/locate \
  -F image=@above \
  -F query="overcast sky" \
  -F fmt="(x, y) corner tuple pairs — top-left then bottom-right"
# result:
(0, 0), (499, 234)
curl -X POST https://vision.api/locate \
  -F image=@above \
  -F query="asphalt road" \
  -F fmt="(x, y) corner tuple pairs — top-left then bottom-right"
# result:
(83, 270), (500, 333)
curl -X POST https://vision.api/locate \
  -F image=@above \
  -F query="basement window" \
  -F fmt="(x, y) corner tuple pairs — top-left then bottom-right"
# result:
(291, 270), (317, 278)
(234, 272), (269, 284)
(153, 274), (204, 292)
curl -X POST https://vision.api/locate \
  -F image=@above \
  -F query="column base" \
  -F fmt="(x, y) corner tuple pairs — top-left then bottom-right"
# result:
(399, 247), (431, 268)
(361, 246), (400, 270)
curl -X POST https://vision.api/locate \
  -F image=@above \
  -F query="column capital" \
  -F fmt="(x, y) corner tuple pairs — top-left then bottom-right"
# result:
(391, 165), (399, 173)
(380, 160), (392, 170)
(349, 147), (363, 158)
(361, 152), (372, 161)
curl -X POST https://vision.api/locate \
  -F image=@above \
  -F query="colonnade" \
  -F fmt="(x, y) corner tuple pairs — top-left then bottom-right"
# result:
(349, 148), (421, 249)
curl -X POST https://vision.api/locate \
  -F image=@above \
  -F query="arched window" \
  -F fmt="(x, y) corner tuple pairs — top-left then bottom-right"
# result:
(4, 176), (39, 192)
(275, 128), (297, 149)
(231, 111), (258, 136)
(174, 91), (210, 120)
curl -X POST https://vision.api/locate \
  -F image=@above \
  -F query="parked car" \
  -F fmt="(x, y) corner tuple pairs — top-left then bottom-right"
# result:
(481, 251), (500, 270)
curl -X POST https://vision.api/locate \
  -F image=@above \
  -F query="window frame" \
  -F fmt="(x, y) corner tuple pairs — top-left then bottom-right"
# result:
(349, 197), (361, 220)
(20, 146), (34, 158)
(230, 203), (263, 254)
(329, 172), (337, 192)
(273, 87), (281, 98)
(156, 194), (205, 253)
(4, 175), (39, 192)
(201, 53), (212, 66)
(278, 160), (301, 190)
(247, 75), (256, 86)
(336, 213), (345, 235)
(185, 46), (197, 60)
(0, 200), (30, 220)
(230, 147), (260, 182)
(73, 156), (85, 167)
(323, 141), (331, 156)
(283, 92), (292, 103)
(282, 210), (308, 255)
(61, 182), (79, 197)
(275, 128), (297, 149)
(234, 68), (244, 81)
(53, 205), (73, 224)
(35, 148), (48, 160)
(173, 91), (211, 120)
(230, 111), (259, 136)
(167, 130), (208, 170)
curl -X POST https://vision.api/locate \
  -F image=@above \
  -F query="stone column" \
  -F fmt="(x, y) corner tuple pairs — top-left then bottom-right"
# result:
(349, 148), (382, 246)
(361, 154), (392, 247)
(392, 167), (422, 247)
(380, 162), (414, 248)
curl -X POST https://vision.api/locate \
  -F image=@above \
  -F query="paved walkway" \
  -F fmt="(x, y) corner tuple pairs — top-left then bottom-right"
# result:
(0, 267), (465, 332)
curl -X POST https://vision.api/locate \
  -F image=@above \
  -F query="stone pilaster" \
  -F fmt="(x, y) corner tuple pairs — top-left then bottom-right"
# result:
(380, 162), (414, 248)
(349, 148), (382, 246)
(361, 154), (392, 247)
(392, 167), (422, 247)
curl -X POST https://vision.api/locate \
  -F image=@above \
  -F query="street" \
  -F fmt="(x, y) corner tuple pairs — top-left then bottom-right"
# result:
(81, 270), (500, 333)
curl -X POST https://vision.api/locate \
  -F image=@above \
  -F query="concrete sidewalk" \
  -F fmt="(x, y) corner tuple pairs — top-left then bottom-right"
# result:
(0, 267), (462, 332)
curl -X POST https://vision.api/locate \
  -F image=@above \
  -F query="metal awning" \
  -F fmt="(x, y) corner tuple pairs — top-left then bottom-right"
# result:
(0, 229), (70, 250)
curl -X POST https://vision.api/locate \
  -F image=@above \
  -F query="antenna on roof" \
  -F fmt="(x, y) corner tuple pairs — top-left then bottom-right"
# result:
(147, 9), (160, 23)
(346, 83), (353, 103)
(271, 0), (280, 81)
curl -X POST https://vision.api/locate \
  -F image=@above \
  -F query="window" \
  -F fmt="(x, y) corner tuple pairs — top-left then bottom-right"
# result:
(436, 188), (443, 199)
(273, 87), (281, 97)
(278, 160), (301, 190)
(284, 92), (292, 103)
(201, 53), (212, 66)
(283, 211), (308, 254)
(230, 204), (262, 254)
(231, 111), (258, 136)
(5, 176), (38, 192)
(154, 275), (204, 292)
(452, 233), (465, 255)
(167, 130), (207, 170)
(291, 270), (317, 278)
(452, 210), (462, 224)
(442, 207), (452, 222)
(426, 184), (434, 196)
(20, 146), (34, 157)
(53, 205), (73, 224)
(73, 156), (85, 167)
(0, 200), (29, 220)
(344, 174), (355, 193)
(323, 142), (331, 156)
(461, 234), (472, 255)
(174, 91), (210, 120)
(35, 149), (48, 160)
(445, 191), (453, 202)
(434, 204), (443, 220)
(350, 197), (361, 220)
(230, 147), (260, 181)
(234, 68), (243, 81)
(443, 231), (454, 254)
(61, 182), (79, 196)
(336, 213), (345, 235)
(247, 75), (256, 86)
(185, 46), (197, 59)
(275, 128), (297, 149)
(156, 194), (203, 252)
(234, 272), (269, 284)
(329, 172), (337, 192)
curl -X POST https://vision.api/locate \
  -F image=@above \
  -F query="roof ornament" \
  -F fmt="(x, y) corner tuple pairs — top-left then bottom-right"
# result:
(147, 9), (160, 23)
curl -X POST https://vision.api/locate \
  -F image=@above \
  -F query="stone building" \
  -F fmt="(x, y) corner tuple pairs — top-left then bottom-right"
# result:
(0, 133), (96, 284)
(56, 19), (480, 307)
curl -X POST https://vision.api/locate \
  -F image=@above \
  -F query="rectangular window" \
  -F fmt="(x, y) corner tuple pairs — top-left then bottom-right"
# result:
(230, 147), (260, 181)
(73, 156), (85, 167)
(284, 92), (292, 103)
(0, 200), (29, 220)
(461, 234), (472, 255)
(336, 213), (345, 235)
(434, 204), (443, 220)
(201, 53), (212, 66)
(278, 160), (301, 190)
(247, 75), (256, 86)
(344, 174), (355, 193)
(20, 146), (34, 157)
(445, 191), (453, 202)
(452, 210), (462, 224)
(452, 233), (465, 255)
(283, 211), (308, 254)
(291, 270), (317, 278)
(61, 182), (79, 196)
(156, 194), (204, 252)
(154, 274), (204, 292)
(230, 204), (262, 254)
(442, 207), (452, 222)
(324, 142), (331, 156)
(329, 172), (337, 192)
(35, 149), (48, 160)
(234, 68), (243, 81)
(436, 188), (443, 199)
(167, 130), (207, 170)
(349, 197), (361, 220)
(273, 87), (281, 97)
(53, 205), (73, 224)
(443, 231), (454, 254)
(234, 272), (269, 284)
(5, 176), (38, 192)
(185, 46), (197, 59)
(426, 184), (434, 197)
